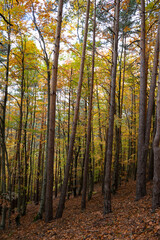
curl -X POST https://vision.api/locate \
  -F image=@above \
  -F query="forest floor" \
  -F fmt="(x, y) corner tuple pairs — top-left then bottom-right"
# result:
(1, 180), (160, 240)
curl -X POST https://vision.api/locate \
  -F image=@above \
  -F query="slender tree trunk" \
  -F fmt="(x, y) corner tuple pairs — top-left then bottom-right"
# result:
(45, 0), (64, 223)
(56, 0), (90, 219)
(148, 104), (156, 180)
(32, 1), (52, 220)
(78, 140), (86, 196)
(0, 20), (11, 230)
(113, 35), (125, 192)
(22, 87), (29, 216)
(104, 0), (120, 214)
(81, 0), (96, 209)
(36, 66), (50, 220)
(96, 83), (103, 162)
(144, 25), (159, 180)
(136, 0), (147, 200)
(15, 38), (25, 225)
(73, 139), (81, 197)
(152, 13), (160, 211)
(35, 110), (44, 205)
(28, 89), (36, 201)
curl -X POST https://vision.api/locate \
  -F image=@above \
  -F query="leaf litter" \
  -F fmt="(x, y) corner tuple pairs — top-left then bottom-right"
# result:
(1, 181), (160, 240)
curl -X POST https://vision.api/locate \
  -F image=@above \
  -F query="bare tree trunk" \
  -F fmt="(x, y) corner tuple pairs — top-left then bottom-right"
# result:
(36, 63), (50, 221)
(56, 0), (90, 219)
(73, 139), (81, 197)
(152, 13), (160, 211)
(104, 0), (120, 214)
(0, 18), (11, 230)
(22, 85), (29, 216)
(113, 34), (125, 193)
(35, 110), (44, 205)
(16, 47), (25, 224)
(81, 0), (96, 209)
(45, 0), (64, 223)
(144, 25), (159, 180)
(32, 1), (51, 220)
(136, 0), (147, 200)
(28, 90), (36, 201)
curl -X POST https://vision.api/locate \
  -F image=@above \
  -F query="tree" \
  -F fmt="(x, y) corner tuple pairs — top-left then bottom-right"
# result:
(152, 12), (160, 211)
(45, 0), (64, 223)
(0, 5), (11, 229)
(136, 0), (147, 200)
(104, 0), (120, 214)
(81, 0), (96, 210)
(56, 0), (91, 219)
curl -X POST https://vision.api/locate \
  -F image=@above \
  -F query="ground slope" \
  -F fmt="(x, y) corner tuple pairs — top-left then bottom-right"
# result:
(1, 181), (160, 240)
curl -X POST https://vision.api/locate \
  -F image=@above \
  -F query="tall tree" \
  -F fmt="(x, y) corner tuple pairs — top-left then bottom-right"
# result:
(32, 2), (51, 220)
(144, 17), (159, 181)
(81, 0), (96, 210)
(136, 0), (147, 200)
(0, 8), (11, 229)
(152, 12), (160, 211)
(104, 0), (120, 214)
(45, 0), (64, 223)
(56, 0), (91, 219)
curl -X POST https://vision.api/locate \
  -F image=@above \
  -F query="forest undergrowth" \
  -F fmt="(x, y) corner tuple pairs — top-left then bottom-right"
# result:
(1, 180), (160, 240)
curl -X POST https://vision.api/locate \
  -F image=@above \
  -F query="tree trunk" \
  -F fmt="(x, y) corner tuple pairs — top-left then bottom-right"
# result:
(136, 0), (147, 200)
(22, 86), (29, 216)
(35, 110), (44, 205)
(73, 139), (81, 197)
(144, 26), (159, 180)
(81, 0), (96, 209)
(152, 13), (160, 211)
(56, 0), (90, 219)
(0, 18), (11, 229)
(45, 0), (64, 223)
(104, 0), (120, 214)
(36, 62), (50, 221)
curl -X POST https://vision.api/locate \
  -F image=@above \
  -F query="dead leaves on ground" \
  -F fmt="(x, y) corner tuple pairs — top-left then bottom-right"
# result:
(1, 181), (160, 240)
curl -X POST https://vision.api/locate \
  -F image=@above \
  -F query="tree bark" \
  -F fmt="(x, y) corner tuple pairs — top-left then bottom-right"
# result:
(45, 0), (64, 223)
(81, 0), (96, 209)
(144, 25), (159, 180)
(35, 109), (44, 205)
(136, 0), (147, 200)
(152, 13), (160, 211)
(0, 17), (11, 229)
(104, 0), (120, 214)
(56, 0), (90, 219)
